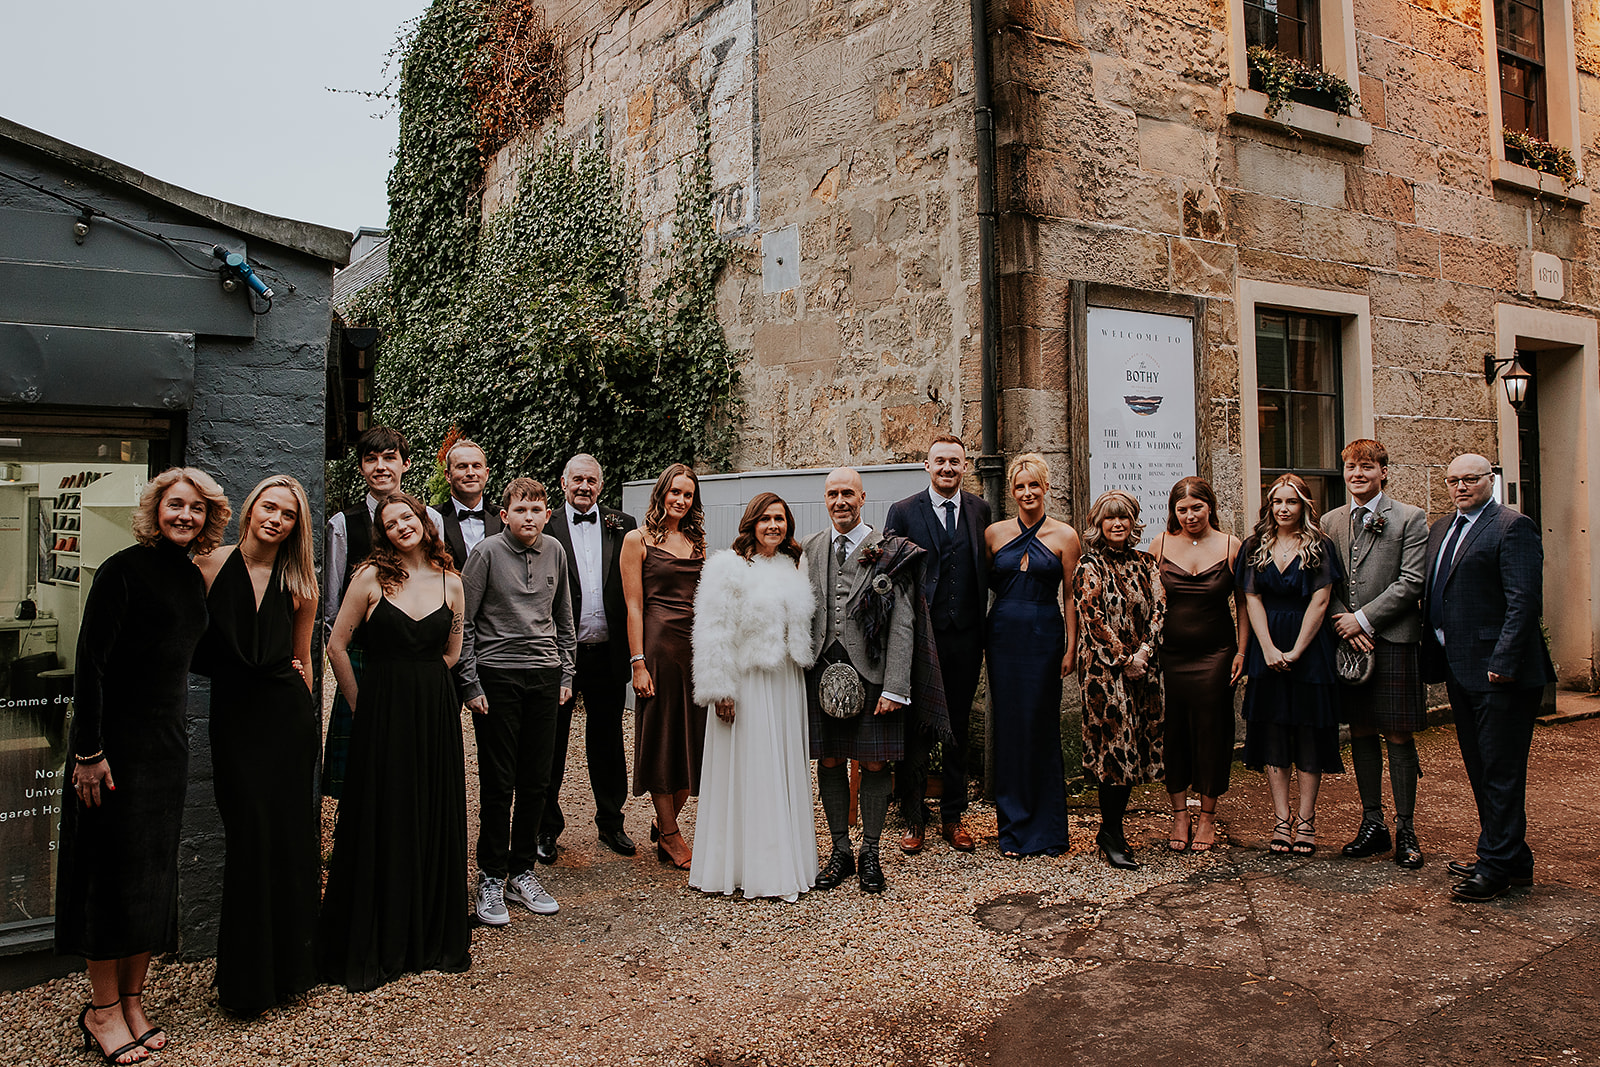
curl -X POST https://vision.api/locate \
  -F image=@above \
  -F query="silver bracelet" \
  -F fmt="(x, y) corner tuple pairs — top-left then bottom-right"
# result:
(630, 653), (646, 664)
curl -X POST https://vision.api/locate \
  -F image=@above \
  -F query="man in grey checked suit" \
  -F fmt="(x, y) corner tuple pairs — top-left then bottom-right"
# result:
(1324, 439), (1430, 869)
(803, 467), (915, 894)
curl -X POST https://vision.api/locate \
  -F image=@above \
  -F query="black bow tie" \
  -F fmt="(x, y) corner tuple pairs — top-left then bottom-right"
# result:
(573, 510), (598, 525)
(457, 509), (484, 521)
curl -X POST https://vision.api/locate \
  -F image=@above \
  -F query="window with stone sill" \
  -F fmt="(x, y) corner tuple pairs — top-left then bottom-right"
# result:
(1256, 309), (1345, 511)
(1482, 0), (1584, 195)
(1228, 0), (1368, 145)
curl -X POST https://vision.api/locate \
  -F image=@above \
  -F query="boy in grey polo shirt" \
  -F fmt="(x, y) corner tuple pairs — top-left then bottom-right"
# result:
(458, 477), (576, 924)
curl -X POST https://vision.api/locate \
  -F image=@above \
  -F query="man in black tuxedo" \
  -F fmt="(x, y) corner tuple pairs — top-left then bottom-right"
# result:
(1423, 452), (1554, 902)
(884, 434), (990, 853)
(439, 438), (502, 569)
(540, 453), (638, 859)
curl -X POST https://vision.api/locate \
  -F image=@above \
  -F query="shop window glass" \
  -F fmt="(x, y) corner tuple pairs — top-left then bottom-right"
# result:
(0, 431), (152, 943)
(1256, 310), (1345, 511)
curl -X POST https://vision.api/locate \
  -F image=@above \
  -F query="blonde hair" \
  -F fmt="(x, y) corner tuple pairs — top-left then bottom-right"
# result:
(1249, 473), (1326, 570)
(1083, 490), (1145, 549)
(236, 474), (318, 602)
(132, 468), (231, 555)
(1006, 452), (1050, 491)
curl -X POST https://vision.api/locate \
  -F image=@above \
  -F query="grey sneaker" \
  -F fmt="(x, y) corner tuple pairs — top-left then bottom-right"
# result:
(506, 868), (558, 914)
(475, 871), (510, 926)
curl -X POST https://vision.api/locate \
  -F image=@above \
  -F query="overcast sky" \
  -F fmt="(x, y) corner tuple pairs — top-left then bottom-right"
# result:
(1, 0), (431, 238)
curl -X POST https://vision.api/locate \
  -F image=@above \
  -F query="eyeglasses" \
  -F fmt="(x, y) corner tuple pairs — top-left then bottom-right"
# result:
(1444, 474), (1487, 488)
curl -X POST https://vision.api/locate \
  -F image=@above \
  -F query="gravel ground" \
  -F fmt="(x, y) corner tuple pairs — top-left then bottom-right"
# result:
(15, 681), (1569, 1066)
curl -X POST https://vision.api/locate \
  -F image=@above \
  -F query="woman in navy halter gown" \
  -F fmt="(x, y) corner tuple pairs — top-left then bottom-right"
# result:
(320, 492), (471, 992)
(984, 453), (1082, 857)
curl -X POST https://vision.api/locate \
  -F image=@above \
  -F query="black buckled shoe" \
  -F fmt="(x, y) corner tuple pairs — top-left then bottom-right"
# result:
(858, 849), (886, 894)
(1394, 827), (1424, 869)
(1341, 820), (1392, 858)
(814, 848), (855, 890)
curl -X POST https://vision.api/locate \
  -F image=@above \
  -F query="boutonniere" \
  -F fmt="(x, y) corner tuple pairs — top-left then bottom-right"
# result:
(1362, 512), (1387, 535)
(602, 513), (626, 532)
(857, 542), (884, 566)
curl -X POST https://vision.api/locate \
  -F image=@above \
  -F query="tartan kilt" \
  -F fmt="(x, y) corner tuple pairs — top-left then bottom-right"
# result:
(807, 663), (905, 762)
(1339, 638), (1427, 733)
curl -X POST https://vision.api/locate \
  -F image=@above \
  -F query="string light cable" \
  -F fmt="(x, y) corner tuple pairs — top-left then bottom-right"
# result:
(0, 167), (291, 313)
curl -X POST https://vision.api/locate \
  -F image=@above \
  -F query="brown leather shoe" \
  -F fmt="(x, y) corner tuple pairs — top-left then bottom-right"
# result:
(942, 822), (976, 852)
(900, 827), (925, 854)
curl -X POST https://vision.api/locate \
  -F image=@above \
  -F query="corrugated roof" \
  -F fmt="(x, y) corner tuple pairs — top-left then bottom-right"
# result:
(331, 236), (390, 317)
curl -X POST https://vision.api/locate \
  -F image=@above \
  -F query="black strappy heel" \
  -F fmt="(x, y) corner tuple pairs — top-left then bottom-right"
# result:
(77, 1003), (148, 1065)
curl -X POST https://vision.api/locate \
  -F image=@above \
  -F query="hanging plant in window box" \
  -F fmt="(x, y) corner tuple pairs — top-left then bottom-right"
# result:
(1247, 46), (1356, 119)
(1502, 128), (1578, 187)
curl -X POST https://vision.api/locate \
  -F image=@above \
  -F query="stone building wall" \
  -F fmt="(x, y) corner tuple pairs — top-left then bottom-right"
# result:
(493, 0), (985, 470)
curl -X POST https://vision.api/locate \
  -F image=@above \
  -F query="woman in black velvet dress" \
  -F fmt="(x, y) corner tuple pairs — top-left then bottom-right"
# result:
(320, 492), (471, 992)
(194, 475), (320, 1017)
(58, 468), (230, 1065)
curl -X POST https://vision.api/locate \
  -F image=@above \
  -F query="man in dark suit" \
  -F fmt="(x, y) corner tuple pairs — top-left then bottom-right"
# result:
(439, 438), (503, 570)
(540, 453), (638, 860)
(1423, 452), (1554, 902)
(884, 434), (990, 854)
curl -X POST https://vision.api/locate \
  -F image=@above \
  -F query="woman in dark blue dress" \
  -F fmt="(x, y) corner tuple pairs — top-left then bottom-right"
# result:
(320, 492), (471, 992)
(1236, 473), (1343, 856)
(984, 453), (1081, 857)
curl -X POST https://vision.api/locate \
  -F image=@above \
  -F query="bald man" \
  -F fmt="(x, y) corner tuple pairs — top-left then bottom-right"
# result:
(1423, 453), (1554, 902)
(803, 467), (916, 894)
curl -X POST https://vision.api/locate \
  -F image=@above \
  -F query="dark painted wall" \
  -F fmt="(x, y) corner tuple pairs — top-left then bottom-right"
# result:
(0, 136), (335, 964)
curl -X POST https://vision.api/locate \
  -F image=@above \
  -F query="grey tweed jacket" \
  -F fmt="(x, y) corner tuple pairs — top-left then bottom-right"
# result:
(802, 525), (915, 695)
(1323, 492), (1428, 644)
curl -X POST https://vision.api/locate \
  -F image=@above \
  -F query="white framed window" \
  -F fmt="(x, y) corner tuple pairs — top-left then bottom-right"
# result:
(1481, 0), (1589, 201)
(1226, 0), (1371, 148)
(1237, 280), (1374, 518)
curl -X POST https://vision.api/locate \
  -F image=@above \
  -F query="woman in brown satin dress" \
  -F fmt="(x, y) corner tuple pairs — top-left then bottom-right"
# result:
(622, 464), (707, 869)
(1149, 478), (1247, 853)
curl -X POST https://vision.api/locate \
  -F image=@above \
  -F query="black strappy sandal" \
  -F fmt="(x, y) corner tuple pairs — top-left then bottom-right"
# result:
(119, 990), (166, 1051)
(1268, 817), (1294, 854)
(1292, 815), (1317, 856)
(76, 1004), (148, 1065)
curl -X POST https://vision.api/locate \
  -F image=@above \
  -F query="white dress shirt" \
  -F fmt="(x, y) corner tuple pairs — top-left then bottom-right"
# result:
(567, 503), (609, 643)
(450, 496), (487, 555)
(928, 483), (961, 533)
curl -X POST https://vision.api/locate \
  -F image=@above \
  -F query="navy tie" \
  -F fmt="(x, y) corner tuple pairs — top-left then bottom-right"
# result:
(942, 499), (956, 537)
(1429, 515), (1467, 623)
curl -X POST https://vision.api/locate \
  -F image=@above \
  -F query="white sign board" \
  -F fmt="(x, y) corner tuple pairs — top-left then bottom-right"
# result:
(1531, 252), (1564, 300)
(1086, 306), (1197, 526)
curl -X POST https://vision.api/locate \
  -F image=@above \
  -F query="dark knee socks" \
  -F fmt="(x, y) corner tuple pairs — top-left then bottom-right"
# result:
(858, 766), (892, 856)
(1386, 738), (1420, 829)
(1097, 784), (1132, 845)
(1350, 733), (1386, 826)
(817, 762), (851, 854)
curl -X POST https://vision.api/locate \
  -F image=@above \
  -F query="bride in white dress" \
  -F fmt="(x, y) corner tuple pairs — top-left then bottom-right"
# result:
(689, 493), (817, 902)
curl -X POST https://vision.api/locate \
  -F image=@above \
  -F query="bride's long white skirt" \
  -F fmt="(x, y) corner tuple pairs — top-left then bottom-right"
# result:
(689, 662), (817, 901)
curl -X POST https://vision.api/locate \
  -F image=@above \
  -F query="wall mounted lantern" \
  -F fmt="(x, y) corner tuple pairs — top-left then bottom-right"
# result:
(1484, 349), (1532, 410)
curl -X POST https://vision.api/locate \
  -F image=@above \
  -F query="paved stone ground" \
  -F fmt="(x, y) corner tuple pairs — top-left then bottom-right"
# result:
(10, 692), (1598, 1066)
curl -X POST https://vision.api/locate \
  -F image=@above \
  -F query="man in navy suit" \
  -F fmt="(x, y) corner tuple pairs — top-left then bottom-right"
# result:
(1423, 453), (1554, 902)
(884, 434), (991, 853)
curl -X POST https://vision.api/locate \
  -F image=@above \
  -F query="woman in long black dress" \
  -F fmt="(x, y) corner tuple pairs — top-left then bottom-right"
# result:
(59, 468), (229, 1065)
(320, 492), (471, 992)
(1149, 477), (1246, 852)
(983, 453), (1081, 857)
(622, 464), (707, 870)
(193, 475), (319, 1016)
(1236, 473), (1343, 855)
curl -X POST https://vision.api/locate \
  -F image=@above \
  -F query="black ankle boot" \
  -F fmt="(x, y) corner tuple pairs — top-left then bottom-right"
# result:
(1097, 829), (1140, 871)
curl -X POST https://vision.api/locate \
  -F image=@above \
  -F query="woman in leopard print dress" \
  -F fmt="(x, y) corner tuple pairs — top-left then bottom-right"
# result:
(1074, 490), (1166, 871)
